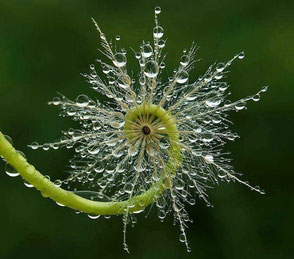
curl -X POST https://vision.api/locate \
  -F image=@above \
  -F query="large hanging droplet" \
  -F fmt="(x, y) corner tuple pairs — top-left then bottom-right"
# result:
(144, 61), (159, 78)
(5, 163), (19, 177)
(113, 53), (127, 67)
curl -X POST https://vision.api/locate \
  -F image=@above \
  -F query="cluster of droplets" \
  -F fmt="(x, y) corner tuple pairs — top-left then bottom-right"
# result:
(2, 135), (51, 189)
(17, 6), (268, 252)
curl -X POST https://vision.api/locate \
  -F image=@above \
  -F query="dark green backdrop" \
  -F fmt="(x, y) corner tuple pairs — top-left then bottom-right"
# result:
(0, 0), (293, 258)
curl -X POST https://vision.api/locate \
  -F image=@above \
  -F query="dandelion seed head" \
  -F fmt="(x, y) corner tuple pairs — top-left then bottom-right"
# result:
(29, 6), (267, 252)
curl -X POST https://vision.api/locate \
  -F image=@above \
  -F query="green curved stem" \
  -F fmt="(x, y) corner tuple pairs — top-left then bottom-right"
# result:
(0, 104), (182, 215)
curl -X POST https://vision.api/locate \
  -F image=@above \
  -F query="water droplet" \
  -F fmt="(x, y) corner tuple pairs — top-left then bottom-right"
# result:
(30, 142), (39, 150)
(235, 102), (246, 111)
(186, 94), (197, 101)
(205, 99), (221, 108)
(216, 62), (225, 72)
(123, 243), (129, 253)
(139, 76), (146, 86)
(238, 52), (245, 59)
(108, 77), (115, 84)
(204, 74), (212, 82)
(153, 26), (164, 39)
(141, 44), (153, 58)
(125, 183), (133, 194)
(189, 199), (196, 205)
(52, 97), (61, 105)
(128, 145), (139, 157)
(88, 214), (100, 219)
(5, 163), (19, 177)
(106, 139), (118, 147)
(146, 144), (156, 156)
(158, 210), (166, 220)
(115, 35), (120, 41)
(261, 86), (268, 92)
(56, 202), (65, 207)
(176, 70), (189, 84)
(52, 143), (59, 150)
(179, 233), (186, 242)
(180, 55), (189, 66)
(135, 52), (141, 59)
(100, 33), (106, 40)
(214, 74), (223, 80)
(144, 60), (159, 78)
(155, 6), (161, 14)
(87, 173), (95, 181)
(174, 178), (185, 190)
(76, 94), (89, 107)
(112, 148), (124, 158)
(194, 128), (202, 133)
(88, 147), (100, 155)
(24, 180), (33, 188)
(67, 106), (76, 116)
(118, 80), (130, 89)
(113, 53), (127, 67)
(159, 139), (170, 149)
(134, 163), (145, 173)
(110, 113), (125, 128)
(54, 179), (62, 187)
(158, 40), (165, 48)
(72, 129), (83, 140)
(252, 93), (260, 102)
(102, 66), (110, 74)
(224, 100), (232, 107)
(91, 71), (97, 78)
(42, 143), (50, 151)
(204, 154), (214, 163)
(202, 135), (214, 143)
(212, 117), (221, 124)
(219, 82), (228, 91)
(121, 49), (127, 55)
(94, 167), (104, 173)
(131, 207), (143, 214)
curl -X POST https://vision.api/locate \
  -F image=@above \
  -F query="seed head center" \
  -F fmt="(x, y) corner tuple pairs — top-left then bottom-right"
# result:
(142, 126), (151, 135)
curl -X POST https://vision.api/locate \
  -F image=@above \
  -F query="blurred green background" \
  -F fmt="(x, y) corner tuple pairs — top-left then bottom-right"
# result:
(0, 0), (293, 258)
